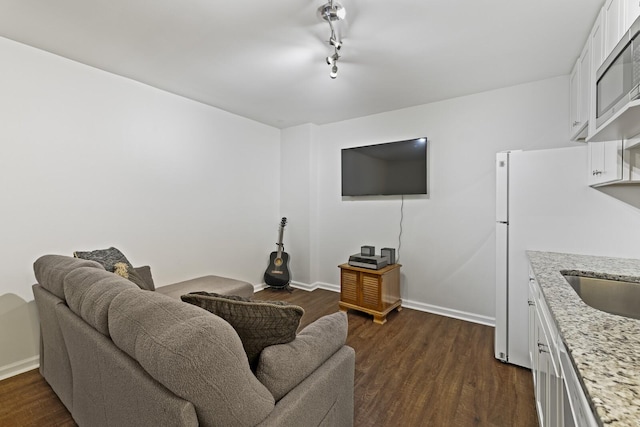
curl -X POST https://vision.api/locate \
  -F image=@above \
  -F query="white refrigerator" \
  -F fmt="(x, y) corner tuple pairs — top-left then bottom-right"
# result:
(491, 146), (636, 368)
(494, 150), (515, 365)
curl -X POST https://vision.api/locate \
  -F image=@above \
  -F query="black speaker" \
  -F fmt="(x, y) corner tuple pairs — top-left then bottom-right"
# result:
(381, 247), (396, 264)
(361, 245), (375, 256)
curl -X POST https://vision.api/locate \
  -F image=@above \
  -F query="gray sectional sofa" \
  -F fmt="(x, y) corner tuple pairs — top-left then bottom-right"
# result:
(32, 254), (355, 426)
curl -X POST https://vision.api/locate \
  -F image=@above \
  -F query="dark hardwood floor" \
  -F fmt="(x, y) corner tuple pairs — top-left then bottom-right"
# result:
(0, 289), (537, 427)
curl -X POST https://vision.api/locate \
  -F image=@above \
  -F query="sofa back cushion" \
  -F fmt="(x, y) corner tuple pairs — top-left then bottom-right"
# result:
(64, 267), (138, 336)
(34, 255), (105, 300)
(108, 289), (275, 427)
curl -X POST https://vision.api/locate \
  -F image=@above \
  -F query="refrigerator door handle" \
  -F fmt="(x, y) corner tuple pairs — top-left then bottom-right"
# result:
(496, 152), (509, 223)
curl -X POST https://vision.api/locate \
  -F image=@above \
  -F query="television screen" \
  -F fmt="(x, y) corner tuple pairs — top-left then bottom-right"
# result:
(341, 137), (428, 196)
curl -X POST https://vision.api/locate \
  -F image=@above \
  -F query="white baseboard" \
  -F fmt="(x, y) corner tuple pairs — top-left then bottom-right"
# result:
(0, 355), (39, 381)
(290, 281), (340, 292)
(253, 283), (267, 292)
(255, 281), (339, 293)
(257, 281), (495, 327)
(401, 299), (495, 327)
(313, 281), (340, 292)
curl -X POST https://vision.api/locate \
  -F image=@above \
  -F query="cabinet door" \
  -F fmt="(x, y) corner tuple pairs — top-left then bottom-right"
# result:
(604, 0), (624, 57)
(592, 8), (606, 70)
(535, 318), (551, 427)
(569, 60), (581, 136)
(579, 44), (591, 131)
(546, 329), (563, 426)
(589, 8), (605, 137)
(571, 43), (591, 140)
(528, 279), (537, 384)
(340, 269), (359, 305)
(559, 341), (600, 427)
(360, 273), (381, 310)
(588, 140), (623, 185)
(588, 141), (605, 185)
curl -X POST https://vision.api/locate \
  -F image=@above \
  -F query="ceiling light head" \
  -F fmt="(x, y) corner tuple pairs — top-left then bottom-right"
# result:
(330, 64), (338, 79)
(330, 37), (342, 50)
(326, 52), (340, 65)
(317, 1), (346, 22)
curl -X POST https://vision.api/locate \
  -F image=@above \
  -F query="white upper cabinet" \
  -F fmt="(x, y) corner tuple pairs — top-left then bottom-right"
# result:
(588, 8), (605, 138)
(588, 1), (640, 145)
(569, 43), (591, 141)
(569, 62), (581, 138)
(591, 8), (606, 68)
(588, 140), (623, 185)
(625, 0), (640, 32)
(604, 0), (625, 57)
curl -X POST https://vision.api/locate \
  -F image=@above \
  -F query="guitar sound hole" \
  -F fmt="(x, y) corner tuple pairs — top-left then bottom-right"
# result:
(275, 258), (283, 267)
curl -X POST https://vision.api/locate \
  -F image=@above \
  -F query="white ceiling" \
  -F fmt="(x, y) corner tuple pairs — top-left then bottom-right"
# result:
(0, 0), (604, 129)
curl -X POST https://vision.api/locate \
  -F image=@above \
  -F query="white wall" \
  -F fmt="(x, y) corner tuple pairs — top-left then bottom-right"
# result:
(280, 125), (313, 285)
(0, 37), (280, 378)
(282, 76), (582, 322)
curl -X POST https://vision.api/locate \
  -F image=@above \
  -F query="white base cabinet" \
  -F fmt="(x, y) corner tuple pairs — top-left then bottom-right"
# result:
(529, 274), (562, 426)
(558, 341), (598, 427)
(528, 268), (598, 427)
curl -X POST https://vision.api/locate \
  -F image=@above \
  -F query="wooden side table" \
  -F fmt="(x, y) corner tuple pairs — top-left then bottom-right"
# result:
(338, 263), (402, 324)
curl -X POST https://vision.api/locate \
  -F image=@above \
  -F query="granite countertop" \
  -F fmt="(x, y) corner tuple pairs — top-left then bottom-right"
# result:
(527, 251), (640, 427)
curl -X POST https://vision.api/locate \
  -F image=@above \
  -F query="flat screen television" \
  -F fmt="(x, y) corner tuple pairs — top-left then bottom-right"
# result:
(341, 137), (428, 196)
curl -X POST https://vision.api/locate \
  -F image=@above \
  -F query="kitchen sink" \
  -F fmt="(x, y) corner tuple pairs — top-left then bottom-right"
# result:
(562, 275), (640, 320)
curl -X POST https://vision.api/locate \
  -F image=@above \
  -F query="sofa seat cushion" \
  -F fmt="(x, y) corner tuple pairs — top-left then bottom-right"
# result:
(156, 275), (253, 299)
(255, 312), (348, 401)
(64, 267), (138, 336)
(108, 289), (275, 427)
(34, 254), (105, 300)
(181, 292), (304, 369)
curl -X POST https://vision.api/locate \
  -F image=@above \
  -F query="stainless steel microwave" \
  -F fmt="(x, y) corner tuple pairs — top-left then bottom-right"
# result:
(596, 16), (640, 128)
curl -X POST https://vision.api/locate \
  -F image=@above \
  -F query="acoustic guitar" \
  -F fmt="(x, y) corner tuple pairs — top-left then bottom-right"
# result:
(264, 217), (291, 289)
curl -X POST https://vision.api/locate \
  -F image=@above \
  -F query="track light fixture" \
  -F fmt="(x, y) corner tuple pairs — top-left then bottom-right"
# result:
(317, 0), (346, 79)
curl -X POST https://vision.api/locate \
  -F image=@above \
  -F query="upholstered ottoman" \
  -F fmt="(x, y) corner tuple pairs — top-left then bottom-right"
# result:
(155, 275), (254, 299)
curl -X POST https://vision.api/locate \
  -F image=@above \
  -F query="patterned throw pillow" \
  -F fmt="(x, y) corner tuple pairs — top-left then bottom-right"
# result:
(74, 247), (153, 291)
(73, 247), (131, 272)
(180, 291), (304, 369)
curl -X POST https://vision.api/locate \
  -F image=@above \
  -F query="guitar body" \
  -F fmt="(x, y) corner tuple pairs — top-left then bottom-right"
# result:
(264, 217), (291, 289)
(264, 251), (291, 288)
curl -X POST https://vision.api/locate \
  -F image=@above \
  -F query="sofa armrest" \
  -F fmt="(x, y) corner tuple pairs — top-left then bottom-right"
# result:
(257, 346), (355, 427)
(255, 311), (348, 401)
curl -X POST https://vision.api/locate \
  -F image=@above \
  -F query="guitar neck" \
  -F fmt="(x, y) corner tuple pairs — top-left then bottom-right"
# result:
(276, 227), (285, 257)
